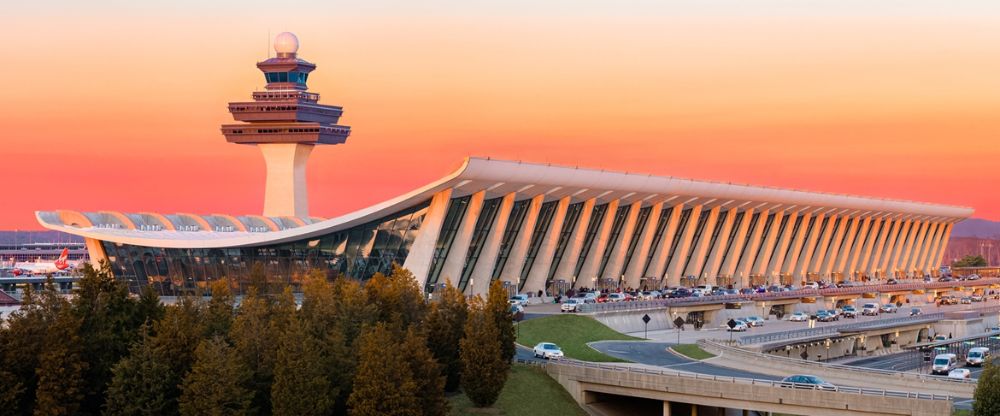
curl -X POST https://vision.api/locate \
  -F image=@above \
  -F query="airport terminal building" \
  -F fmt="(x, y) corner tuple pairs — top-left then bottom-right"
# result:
(36, 34), (973, 297)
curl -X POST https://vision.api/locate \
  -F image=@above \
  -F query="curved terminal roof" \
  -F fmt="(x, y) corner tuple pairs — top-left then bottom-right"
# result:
(37, 157), (974, 249)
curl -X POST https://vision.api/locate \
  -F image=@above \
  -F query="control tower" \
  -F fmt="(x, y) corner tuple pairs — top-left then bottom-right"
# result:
(221, 32), (351, 218)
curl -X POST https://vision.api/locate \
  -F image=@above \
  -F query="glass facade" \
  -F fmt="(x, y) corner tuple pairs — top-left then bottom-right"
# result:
(620, 206), (652, 278)
(101, 201), (430, 296)
(573, 203), (610, 278)
(426, 196), (472, 288)
(680, 210), (712, 276)
(662, 208), (693, 278)
(519, 201), (559, 291)
(713, 211), (745, 277)
(734, 212), (762, 270)
(457, 197), (502, 292)
(491, 199), (531, 280)
(597, 205), (632, 278)
(696, 211), (728, 278)
(264, 71), (309, 84)
(749, 213), (778, 272)
(546, 202), (585, 287)
(642, 206), (674, 277)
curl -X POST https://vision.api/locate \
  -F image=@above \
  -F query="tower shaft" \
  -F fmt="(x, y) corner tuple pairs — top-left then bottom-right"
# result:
(259, 143), (313, 217)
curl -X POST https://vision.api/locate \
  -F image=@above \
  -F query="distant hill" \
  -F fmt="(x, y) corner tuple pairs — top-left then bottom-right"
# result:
(0, 230), (83, 245)
(953, 218), (1000, 239)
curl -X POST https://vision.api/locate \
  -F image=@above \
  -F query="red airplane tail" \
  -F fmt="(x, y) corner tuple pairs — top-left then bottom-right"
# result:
(54, 248), (70, 270)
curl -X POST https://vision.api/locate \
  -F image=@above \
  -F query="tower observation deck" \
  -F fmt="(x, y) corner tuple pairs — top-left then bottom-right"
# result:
(221, 32), (351, 218)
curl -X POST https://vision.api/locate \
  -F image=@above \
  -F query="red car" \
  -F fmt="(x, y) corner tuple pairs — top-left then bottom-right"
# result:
(596, 293), (611, 303)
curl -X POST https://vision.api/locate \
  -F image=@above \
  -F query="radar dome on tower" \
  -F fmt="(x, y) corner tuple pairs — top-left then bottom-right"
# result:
(274, 32), (299, 57)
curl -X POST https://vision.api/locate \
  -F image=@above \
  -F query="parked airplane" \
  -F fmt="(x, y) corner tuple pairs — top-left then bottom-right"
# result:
(11, 248), (77, 276)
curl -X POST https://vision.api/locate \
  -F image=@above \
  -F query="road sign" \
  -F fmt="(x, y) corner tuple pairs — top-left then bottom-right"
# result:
(727, 319), (737, 329)
(642, 314), (651, 339)
(643, 314), (652, 324)
(674, 317), (686, 328)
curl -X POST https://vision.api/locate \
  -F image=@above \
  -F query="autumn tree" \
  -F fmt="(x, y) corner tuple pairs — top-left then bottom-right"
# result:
(460, 297), (509, 408)
(229, 289), (280, 415)
(204, 279), (235, 338)
(402, 328), (448, 416)
(179, 337), (253, 416)
(486, 279), (516, 362)
(425, 281), (467, 391)
(365, 264), (427, 331)
(348, 323), (420, 416)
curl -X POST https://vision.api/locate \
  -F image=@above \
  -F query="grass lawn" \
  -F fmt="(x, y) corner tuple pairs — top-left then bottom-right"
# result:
(516, 314), (641, 362)
(670, 344), (715, 360)
(449, 364), (587, 416)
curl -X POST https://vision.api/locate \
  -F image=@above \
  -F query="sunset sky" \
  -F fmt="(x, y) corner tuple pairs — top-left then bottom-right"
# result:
(3, 0), (1000, 230)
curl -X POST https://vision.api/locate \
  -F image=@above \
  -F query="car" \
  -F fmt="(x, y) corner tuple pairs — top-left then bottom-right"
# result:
(960, 297), (972, 305)
(939, 276), (954, 282)
(596, 293), (611, 303)
(968, 274), (982, 281)
(509, 304), (525, 320)
(744, 316), (765, 327)
(861, 303), (880, 316)
(910, 308), (922, 316)
(572, 292), (598, 303)
(841, 306), (858, 318)
(948, 368), (971, 380)
(924, 276), (933, 283)
(826, 309), (841, 320)
(510, 294), (529, 306)
(881, 304), (898, 314)
(691, 288), (708, 297)
(727, 320), (749, 332)
(668, 288), (692, 298)
(971, 294), (985, 302)
(561, 298), (584, 312)
(779, 375), (836, 391)
(607, 293), (627, 302)
(640, 290), (662, 300)
(931, 353), (958, 375)
(532, 342), (564, 359)
(967, 347), (990, 367)
(789, 312), (809, 322)
(803, 282), (820, 290)
(935, 335), (948, 342)
(816, 311), (836, 322)
(886, 278), (899, 285)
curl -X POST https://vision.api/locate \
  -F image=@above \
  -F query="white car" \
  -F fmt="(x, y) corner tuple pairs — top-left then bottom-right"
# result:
(727, 320), (749, 332)
(744, 316), (765, 327)
(510, 294), (529, 306)
(948, 368), (971, 380)
(789, 312), (809, 322)
(533, 342), (564, 359)
(861, 303), (880, 316)
(561, 298), (583, 313)
(607, 293), (627, 302)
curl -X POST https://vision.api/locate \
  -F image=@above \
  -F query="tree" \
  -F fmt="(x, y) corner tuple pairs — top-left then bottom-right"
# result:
(954, 254), (988, 268)
(34, 307), (87, 416)
(230, 289), (279, 415)
(365, 265), (427, 331)
(135, 284), (166, 328)
(975, 359), (1000, 415)
(179, 337), (253, 416)
(347, 324), (420, 416)
(271, 317), (336, 416)
(402, 328), (448, 416)
(204, 279), (235, 338)
(424, 281), (467, 391)
(104, 331), (175, 416)
(485, 279), (516, 362)
(0, 289), (49, 414)
(460, 297), (509, 408)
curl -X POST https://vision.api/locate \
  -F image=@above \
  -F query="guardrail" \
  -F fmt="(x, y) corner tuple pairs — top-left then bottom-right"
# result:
(699, 339), (974, 386)
(740, 313), (947, 346)
(540, 356), (953, 401)
(575, 278), (1000, 314)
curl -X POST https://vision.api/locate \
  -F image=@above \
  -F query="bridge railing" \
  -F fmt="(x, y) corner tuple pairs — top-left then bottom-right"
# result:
(700, 339), (975, 386)
(534, 357), (953, 401)
(738, 313), (946, 345)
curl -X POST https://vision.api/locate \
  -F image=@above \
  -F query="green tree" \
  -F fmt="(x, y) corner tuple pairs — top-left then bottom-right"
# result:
(179, 337), (253, 416)
(0, 288), (48, 414)
(424, 281), (467, 391)
(486, 279), (516, 362)
(402, 328), (448, 416)
(460, 297), (509, 408)
(271, 317), (336, 416)
(104, 331), (175, 416)
(348, 324), (420, 416)
(365, 265), (427, 331)
(954, 254), (988, 268)
(204, 279), (235, 338)
(135, 284), (166, 328)
(34, 306), (87, 416)
(230, 289), (279, 415)
(976, 359), (1000, 415)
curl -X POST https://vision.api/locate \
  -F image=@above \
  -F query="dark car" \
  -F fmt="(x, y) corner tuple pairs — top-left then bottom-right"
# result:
(938, 276), (954, 282)
(668, 288), (692, 298)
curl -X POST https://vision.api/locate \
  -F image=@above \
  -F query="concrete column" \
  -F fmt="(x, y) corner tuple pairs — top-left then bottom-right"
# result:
(683, 206), (722, 281)
(499, 194), (545, 286)
(766, 211), (803, 283)
(930, 223), (954, 272)
(904, 221), (931, 276)
(555, 198), (597, 285)
(920, 222), (946, 275)
(701, 207), (737, 285)
(666, 205), (704, 286)
(793, 212), (825, 280)
(782, 212), (814, 278)
(84, 237), (108, 265)
(914, 222), (940, 276)
(258, 142), (313, 217)
(576, 199), (621, 286)
(663, 401), (671, 416)
(752, 210), (786, 282)
(867, 218), (898, 277)
(807, 214), (838, 278)
(646, 204), (685, 284)
(605, 200), (644, 284)
(820, 214), (854, 279)
(850, 217), (882, 279)
(624, 201), (665, 288)
(885, 220), (915, 278)
(896, 220), (925, 277)
(522, 196), (572, 294)
(468, 192), (517, 296)
(720, 208), (755, 285)
(403, 188), (455, 288)
(438, 190), (486, 286)
(734, 209), (770, 286)
(834, 215), (867, 279)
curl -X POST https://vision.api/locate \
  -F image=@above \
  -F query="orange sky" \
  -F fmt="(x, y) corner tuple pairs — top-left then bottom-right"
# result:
(3, 1), (1000, 230)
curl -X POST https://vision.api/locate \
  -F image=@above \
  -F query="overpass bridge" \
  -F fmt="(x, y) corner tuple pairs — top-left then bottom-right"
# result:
(542, 359), (952, 416)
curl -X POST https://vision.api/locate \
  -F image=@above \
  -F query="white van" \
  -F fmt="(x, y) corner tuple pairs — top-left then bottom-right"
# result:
(967, 347), (990, 367)
(931, 353), (958, 375)
(696, 284), (715, 293)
